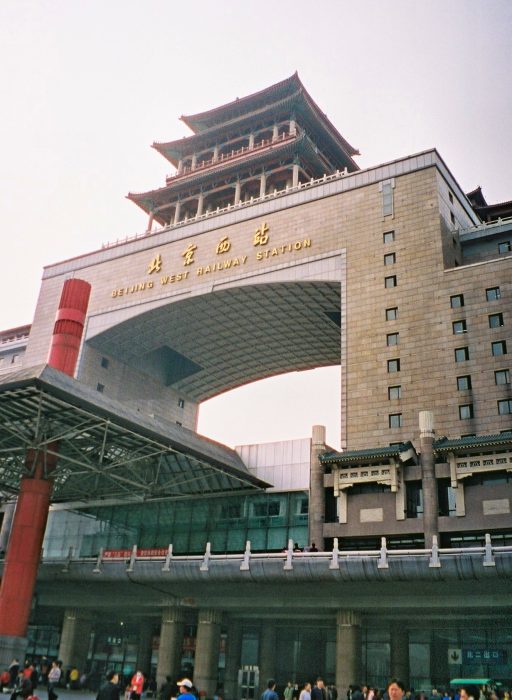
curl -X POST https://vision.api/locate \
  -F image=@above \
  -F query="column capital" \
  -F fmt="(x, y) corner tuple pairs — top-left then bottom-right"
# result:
(336, 610), (361, 627)
(63, 608), (95, 622)
(419, 410), (434, 438)
(161, 606), (185, 624)
(198, 608), (223, 625)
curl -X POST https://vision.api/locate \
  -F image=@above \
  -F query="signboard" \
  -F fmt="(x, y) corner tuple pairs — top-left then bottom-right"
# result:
(103, 548), (168, 559)
(463, 649), (507, 665)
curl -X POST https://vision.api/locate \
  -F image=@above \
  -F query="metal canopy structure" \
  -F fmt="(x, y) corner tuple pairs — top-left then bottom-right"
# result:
(0, 365), (269, 505)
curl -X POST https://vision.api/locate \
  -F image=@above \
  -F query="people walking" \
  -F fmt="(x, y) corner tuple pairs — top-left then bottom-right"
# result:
(261, 680), (279, 700)
(47, 661), (61, 700)
(97, 671), (120, 700)
(129, 672), (144, 700)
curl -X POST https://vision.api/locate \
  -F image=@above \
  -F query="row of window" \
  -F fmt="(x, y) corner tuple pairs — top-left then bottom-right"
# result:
(458, 369), (510, 390)
(459, 399), (512, 419)
(455, 341), (507, 361)
(451, 287), (502, 307)
(453, 313), (505, 333)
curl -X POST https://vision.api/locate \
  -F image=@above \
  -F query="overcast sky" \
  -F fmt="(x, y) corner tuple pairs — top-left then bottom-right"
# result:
(1, 0), (511, 449)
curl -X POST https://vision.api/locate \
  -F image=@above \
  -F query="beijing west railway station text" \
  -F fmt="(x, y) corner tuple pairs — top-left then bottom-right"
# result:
(0, 73), (511, 695)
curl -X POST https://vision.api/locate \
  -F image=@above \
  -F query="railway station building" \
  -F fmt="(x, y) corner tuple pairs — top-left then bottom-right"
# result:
(0, 74), (511, 694)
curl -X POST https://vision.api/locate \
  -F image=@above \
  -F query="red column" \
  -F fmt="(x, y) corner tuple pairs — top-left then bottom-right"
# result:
(0, 278), (91, 648)
(48, 278), (92, 375)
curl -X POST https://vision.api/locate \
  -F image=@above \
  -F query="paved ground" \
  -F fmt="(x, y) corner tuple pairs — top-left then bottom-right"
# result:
(1, 691), (96, 700)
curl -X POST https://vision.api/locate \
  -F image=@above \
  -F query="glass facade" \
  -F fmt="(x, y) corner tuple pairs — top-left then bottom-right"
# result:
(43, 492), (309, 558)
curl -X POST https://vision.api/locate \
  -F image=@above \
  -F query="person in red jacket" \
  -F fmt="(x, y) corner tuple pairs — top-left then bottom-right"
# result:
(130, 672), (144, 700)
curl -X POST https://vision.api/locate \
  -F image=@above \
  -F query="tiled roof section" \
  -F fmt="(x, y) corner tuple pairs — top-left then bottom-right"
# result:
(321, 441), (415, 465)
(434, 431), (512, 452)
(181, 73), (302, 132)
(179, 73), (359, 160)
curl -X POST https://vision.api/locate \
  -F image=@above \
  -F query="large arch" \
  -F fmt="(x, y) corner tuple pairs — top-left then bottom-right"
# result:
(86, 280), (342, 402)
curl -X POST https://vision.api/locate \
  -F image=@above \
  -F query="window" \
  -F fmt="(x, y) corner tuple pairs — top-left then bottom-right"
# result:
(388, 385), (402, 400)
(178, 398), (185, 408)
(495, 369), (511, 385)
(438, 479), (456, 517)
(220, 503), (242, 520)
(386, 332), (399, 346)
(498, 241), (511, 253)
(96, 383), (105, 393)
(175, 421), (182, 426)
(450, 211), (456, 225)
(253, 500), (281, 517)
(450, 294), (464, 308)
(449, 192), (454, 204)
(383, 231), (395, 244)
(498, 399), (512, 415)
(387, 358), (400, 373)
(459, 404), (474, 419)
(381, 181), (394, 216)
(11, 354), (19, 364)
(489, 313), (504, 328)
(384, 252), (396, 266)
(454, 347), (469, 362)
(457, 375), (472, 391)
(486, 287), (501, 301)
(406, 481), (423, 518)
(385, 275), (397, 288)
(386, 307), (398, 321)
(100, 357), (109, 369)
(389, 413), (403, 428)
(452, 320), (467, 334)
(492, 340), (507, 356)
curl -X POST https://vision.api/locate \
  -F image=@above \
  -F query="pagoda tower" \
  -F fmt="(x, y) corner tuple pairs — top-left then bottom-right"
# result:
(128, 73), (360, 231)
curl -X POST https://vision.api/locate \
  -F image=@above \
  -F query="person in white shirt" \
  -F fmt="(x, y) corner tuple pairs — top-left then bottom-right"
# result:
(300, 683), (312, 700)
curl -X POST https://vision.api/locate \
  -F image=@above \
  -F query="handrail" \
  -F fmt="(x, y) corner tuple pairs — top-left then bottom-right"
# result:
(460, 214), (512, 235)
(40, 534), (512, 574)
(102, 167), (349, 250)
(165, 132), (296, 181)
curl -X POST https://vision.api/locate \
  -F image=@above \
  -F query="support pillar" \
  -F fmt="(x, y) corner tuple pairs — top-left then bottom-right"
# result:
(224, 619), (242, 700)
(419, 411), (439, 547)
(194, 609), (223, 697)
(0, 501), (16, 554)
(390, 622), (409, 686)
(248, 133), (255, 149)
(309, 425), (326, 550)
(272, 124), (279, 142)
(136, 620), (154, 676)
(177, 159), (184, 175)
(289, 118), (297, 136)
(259, 172), (267, 199)
(292, 163), (299, 188)
(258, 623), (276, 696)
(213, 145), (219, 162)
(156, 607), (185, 689)
(234, 180), (241, 205)
(196, 193), (204, 218)
(173, 201), (181, 225)
(191, 153), (197, 169)
(0, 278), (91, 670)
(335, 611), (361, 695)
(58, 608), (94, 673)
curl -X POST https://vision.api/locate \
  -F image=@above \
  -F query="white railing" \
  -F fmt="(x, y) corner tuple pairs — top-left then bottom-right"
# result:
(165, 132), (296, 181)
(101, 168), (350, 251)
(460, 214), (512, 236)
(41, 533), (511, 574)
